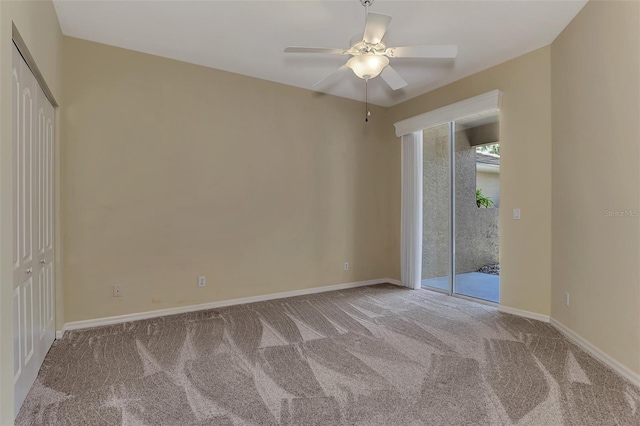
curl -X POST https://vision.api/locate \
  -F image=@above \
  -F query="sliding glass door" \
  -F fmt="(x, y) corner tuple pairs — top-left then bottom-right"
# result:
(422, 113), (501, 303)
(421, 123), (453, 294)
(454, 113), (500, 302)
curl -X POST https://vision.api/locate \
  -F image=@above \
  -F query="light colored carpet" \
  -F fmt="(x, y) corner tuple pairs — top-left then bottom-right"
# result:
(16, 284), (640, 425)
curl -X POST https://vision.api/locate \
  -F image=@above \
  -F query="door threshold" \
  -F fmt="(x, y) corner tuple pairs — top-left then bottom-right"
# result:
(421, 286), (499, 307)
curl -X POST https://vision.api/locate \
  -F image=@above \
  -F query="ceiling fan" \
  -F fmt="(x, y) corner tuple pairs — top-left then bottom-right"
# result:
(284, 0), (458, 91)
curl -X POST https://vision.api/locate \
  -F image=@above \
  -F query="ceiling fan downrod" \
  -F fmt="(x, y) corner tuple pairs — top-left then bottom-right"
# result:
(360, 0), (374, 125)
(361, 0), (372, 22)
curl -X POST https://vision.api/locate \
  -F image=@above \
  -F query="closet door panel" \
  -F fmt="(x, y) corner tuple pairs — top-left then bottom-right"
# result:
(13, 43), (56, 417)
(13, 44), (39, 414)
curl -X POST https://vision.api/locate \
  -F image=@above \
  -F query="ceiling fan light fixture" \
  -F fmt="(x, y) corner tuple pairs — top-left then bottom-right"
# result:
(347, 53), (389, 80)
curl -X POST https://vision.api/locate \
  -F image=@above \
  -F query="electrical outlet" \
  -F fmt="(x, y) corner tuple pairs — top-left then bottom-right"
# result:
(344, 262), (349, 271)
(113, 285), (122, 297)
(198, 276), (206, 287)
(513, 208), (521, 220)
(565, 292), (570, 306)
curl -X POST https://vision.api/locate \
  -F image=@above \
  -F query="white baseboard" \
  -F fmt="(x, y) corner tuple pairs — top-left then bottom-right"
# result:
(498, 305), (550, 323)
(550, 318), (640, 388)
(386, 278), (402, 286)
(59, 278), (402, 334)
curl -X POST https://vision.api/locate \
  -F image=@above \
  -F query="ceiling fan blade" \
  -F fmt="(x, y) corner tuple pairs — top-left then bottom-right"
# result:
(284, 47), (348, 55)
(363, 13), (392, 44)
(313, 64), (349, 88)
(380, 66), (408, 90)
(385, 45), (458, 59)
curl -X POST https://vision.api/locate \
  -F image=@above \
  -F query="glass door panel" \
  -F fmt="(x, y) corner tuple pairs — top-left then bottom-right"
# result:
(421, 123), (452, 294)
(454, 113), (500, 302)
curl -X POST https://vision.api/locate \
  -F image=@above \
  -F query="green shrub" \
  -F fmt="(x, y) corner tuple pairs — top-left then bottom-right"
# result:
(476, 189), (494, 208)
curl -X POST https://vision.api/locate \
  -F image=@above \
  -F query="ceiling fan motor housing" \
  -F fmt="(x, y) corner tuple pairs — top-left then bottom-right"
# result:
(349, 39), (386, 55)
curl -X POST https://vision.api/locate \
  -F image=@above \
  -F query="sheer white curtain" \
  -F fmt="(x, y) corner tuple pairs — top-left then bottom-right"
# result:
(401, 132), (423, 289)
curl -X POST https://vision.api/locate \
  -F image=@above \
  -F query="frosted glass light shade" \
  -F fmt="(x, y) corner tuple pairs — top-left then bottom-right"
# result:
(347, 54), (389, 80)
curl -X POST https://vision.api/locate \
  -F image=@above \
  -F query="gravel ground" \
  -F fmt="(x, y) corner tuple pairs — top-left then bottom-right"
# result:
(478, 264), (500, 275)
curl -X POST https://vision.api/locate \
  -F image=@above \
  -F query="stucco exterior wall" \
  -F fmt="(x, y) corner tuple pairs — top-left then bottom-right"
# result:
(422, 125), (450, 279)
(422, 125), (499, 280)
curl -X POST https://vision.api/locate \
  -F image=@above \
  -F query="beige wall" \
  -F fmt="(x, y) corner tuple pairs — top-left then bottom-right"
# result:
(389, 47), (553, 316)
(0, 1), (63, 422)
(551, 0), (640, 375)
(61, 37), (396, 323)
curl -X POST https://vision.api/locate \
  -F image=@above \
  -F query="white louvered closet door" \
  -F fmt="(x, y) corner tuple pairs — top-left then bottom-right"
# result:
(13, 44), (56, 417)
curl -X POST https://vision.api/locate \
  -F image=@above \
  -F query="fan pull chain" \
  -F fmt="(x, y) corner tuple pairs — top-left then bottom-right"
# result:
(365, 79), (370, 122)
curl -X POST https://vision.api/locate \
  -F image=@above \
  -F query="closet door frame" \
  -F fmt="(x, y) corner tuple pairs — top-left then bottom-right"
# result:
(12, 40), (57, 418)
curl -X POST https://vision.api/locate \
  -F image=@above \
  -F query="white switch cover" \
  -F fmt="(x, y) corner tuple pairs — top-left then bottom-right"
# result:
(513, 208), (521, 220)
(198, 276), (206, 287)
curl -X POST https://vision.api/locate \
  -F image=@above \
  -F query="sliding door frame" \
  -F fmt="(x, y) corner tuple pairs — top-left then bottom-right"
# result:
(395, 90), (503, 302)
(448, 121), (456, 297)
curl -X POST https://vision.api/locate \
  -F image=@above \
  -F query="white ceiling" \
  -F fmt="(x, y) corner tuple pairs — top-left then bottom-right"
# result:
(53, 0), (587, 107)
